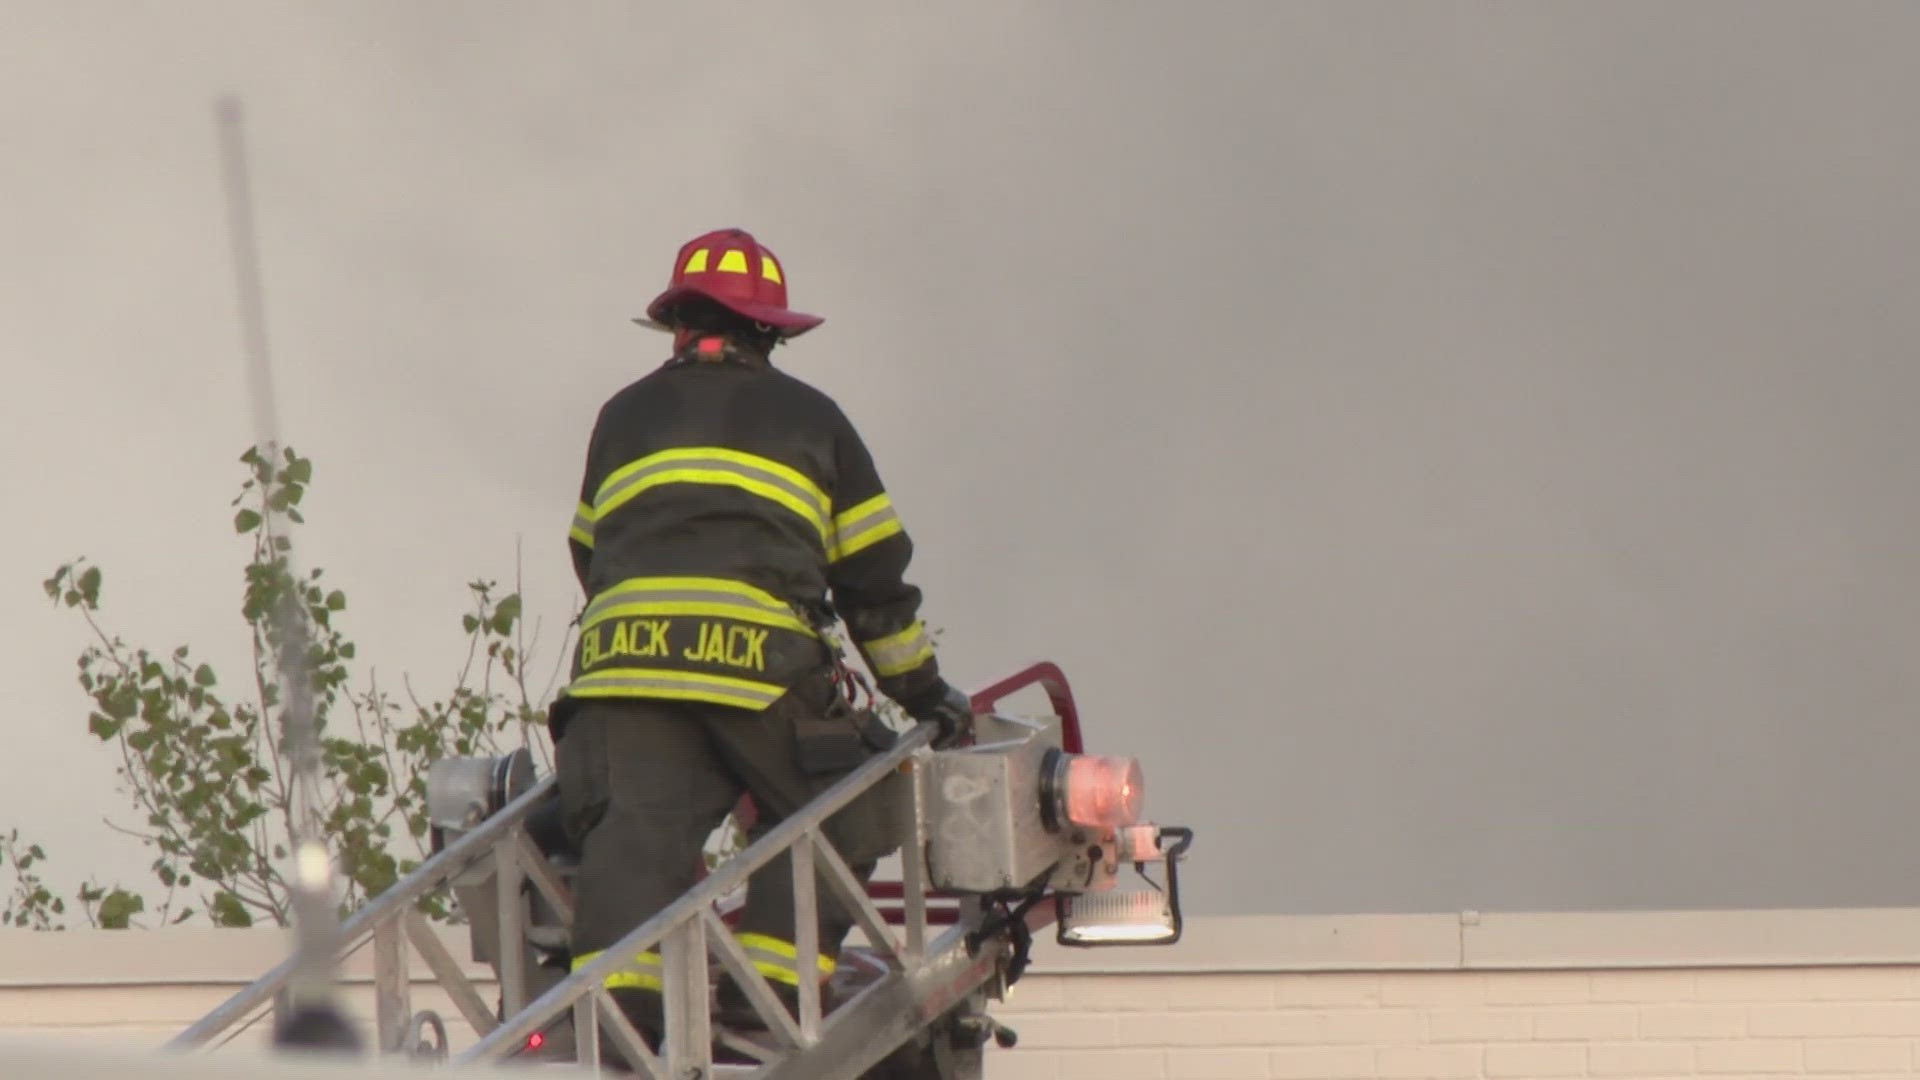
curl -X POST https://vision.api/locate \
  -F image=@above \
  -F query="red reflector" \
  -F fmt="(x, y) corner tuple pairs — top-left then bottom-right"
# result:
(527, 1032), (545, 1049)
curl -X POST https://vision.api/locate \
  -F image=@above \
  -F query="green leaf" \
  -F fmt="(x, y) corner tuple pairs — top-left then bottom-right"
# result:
(325, 590), (346, 612)
(105, 684), (140, 721)
(77, 565), (103, 606)
(210, 891), (252, 928)
(97, 888), (144, 929)
(495, 593), (522, 624)
(193, 663), (218, 688)
(285, 456), (313, 484)
(233, 508), (263, 534)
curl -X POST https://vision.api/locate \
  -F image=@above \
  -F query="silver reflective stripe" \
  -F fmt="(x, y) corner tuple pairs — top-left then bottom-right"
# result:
(581, 585), (795, 629)
(741, 945), (792, 969)
(570, 508), (594, 539)
(865, 625), (933, 676)
(571, 674), (781, 708)
(835, 500), (898, 547)
(573, 949), (662, 971)
(598, 454), (828, 532)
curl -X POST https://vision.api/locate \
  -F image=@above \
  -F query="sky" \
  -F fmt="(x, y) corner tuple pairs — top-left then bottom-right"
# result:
(4, 1), (1920, 921)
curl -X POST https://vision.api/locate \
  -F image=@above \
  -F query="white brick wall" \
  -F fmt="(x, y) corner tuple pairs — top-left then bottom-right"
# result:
(23, 967), (1920, 1077)
(985, 968), (1920, 1079)
(13, 912), (1920, 1077)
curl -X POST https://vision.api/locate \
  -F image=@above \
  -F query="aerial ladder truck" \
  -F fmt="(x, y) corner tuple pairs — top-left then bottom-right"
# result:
(167, 661), (1196, 1078)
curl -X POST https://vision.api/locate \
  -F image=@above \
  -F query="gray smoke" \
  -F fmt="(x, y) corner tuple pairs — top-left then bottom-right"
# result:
(3, 1), (1919, 916)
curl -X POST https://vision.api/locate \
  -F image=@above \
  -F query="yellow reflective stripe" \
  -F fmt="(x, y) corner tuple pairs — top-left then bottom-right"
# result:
(830, 493), (903, 562)
(590, 575), (798, 613)
(596, 448), (829, 518)
(570, 501), (595, 549)
(587, 599), (809, 636)
(685, 249), (710, 274)
(862, 621), (935, 678)
(594, 447), (832, 546)
(736, 931), (835, 979)
(568, 668), (785, 710)
(718, 249), (750, 274)
(582, 576), (813, 636)
(572, 947), (663, 992)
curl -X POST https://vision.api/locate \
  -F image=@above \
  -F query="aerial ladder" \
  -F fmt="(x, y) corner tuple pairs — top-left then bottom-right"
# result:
(158, 94), (1196, 1080)
(169, 661), (1195, 1078)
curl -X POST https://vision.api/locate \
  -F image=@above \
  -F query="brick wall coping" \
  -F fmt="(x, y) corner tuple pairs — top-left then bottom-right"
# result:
(10, 908), (1920, 987)
(1, 1038), (519, 1080)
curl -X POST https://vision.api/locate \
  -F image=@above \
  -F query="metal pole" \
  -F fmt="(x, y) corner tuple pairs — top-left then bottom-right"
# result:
(372, 921), (411, 1052)
(792, 831), (821, 1045)
(662, 921), (713, 1078)
(572, 996), (601, 1074)
(898, 755), (928, 964)
(494, 836), (527, 1019)
(212, 93), (359, 1055)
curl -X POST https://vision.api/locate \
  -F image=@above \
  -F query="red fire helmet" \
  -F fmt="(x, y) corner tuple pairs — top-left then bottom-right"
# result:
(635, 228), (824, 338)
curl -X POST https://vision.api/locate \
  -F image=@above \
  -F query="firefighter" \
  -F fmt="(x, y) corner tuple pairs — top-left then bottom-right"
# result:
(549, 227), (974, 1052)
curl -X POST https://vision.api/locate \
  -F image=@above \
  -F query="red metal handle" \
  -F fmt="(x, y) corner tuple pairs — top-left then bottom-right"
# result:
(967, 661), (1084, 754)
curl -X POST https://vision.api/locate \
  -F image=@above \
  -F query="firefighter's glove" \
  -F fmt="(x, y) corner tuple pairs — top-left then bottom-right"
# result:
(909, 681), (975, 750)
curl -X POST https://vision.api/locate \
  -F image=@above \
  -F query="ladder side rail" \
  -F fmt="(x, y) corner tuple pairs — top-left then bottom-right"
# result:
(756, 895), (1059, 1076)
(896, 750), (929, 962)
(751, 899), (1057, 1080)
(453, 721), (938, 1068)
(167, 773), (558, 1049)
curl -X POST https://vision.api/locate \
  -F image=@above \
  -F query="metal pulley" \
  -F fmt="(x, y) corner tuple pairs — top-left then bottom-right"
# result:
(428, 747), (537, 833)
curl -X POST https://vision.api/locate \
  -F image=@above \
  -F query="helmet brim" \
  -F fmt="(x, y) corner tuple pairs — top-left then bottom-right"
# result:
(639, 284), (823, 338)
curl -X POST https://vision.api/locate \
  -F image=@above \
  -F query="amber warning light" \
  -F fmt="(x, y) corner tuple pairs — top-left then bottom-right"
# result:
(1040, 750), (1144, 832)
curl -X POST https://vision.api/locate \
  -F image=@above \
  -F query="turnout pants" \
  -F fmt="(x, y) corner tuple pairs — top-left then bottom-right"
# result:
(556, 667), (901, 1040)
